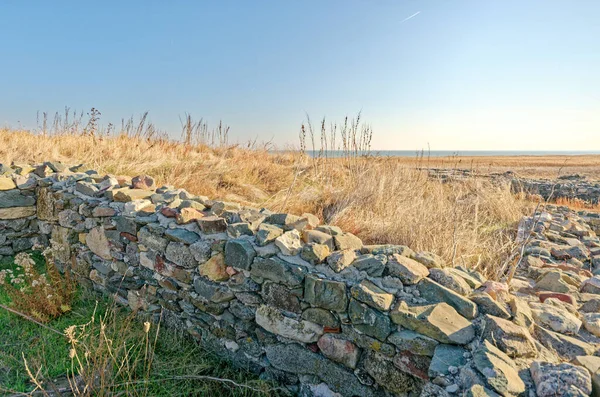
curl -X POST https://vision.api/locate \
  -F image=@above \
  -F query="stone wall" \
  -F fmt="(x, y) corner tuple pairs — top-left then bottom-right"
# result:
(511, 176), (600, 204)
(1, 162), (600, 397)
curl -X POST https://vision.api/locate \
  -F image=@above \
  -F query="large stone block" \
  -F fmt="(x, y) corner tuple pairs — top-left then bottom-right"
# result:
(304, 274), (348, 312)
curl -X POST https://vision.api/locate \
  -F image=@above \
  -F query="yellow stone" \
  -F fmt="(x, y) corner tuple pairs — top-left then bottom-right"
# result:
(0, 177), (16, 191)
(79, 233), (88, 244)
(177, 207), (204, 224)
(199, 253), (229, 281)
(113, 188), (153, 202)
(0, 206), (36, 219)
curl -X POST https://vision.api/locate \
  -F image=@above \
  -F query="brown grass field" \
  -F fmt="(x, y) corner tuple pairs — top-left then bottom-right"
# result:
(391, 154), (600, 180)
(4, 123), (598, 278)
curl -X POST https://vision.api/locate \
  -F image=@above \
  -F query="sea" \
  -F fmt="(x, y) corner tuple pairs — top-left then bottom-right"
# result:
(303, 150), (600, 158)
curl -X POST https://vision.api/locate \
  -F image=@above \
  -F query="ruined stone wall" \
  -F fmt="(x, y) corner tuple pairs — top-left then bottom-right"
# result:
(511, 176), (600, 204)
(1, 162), (599, 397)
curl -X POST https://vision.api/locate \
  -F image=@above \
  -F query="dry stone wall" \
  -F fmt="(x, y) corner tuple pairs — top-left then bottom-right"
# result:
(1, 161), (600, 397)
(511, 175), (600, 204)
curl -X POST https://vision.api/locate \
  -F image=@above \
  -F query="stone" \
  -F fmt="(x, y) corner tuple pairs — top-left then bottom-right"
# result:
(317, 334), (360, 369)
(388, 330), (439, 356)
(228, 300), (256, 321)
(472, 340), (525, 396)
(131, 174), (156, 190)
(302, 229), (335, 250)
(224, 239), (256, 271)
(123, 200), (153, 216)
(189, 240), (211, 263)
(177, 207), (204, 224)
(582, 276), (600, 294)
(198, 216), (227, 234)
(113, 188), (153, 202)
(275, 229), (303, 255)
(530, 360), (592, 397)
(429, 268), (472, 295)
(327, 249), (356, 272)
(413, 251), (446, 269)
(44, 161), (66, 172)
(0, 177), (16, 191)
(451, 267), (485, 289)
(165, 242), (196, 268)
(86, 226), (112, 260)
(538, 291), (577, 306)
(428, 344), (467, 378)
(75, 181), (99, 197)
(572, 356), (600, 397)
(36, 187), (58, 221)
(58, 209), (83, 228)
(164, 228), (200, 244)
(390, 302), (474, 345)
(92, 206), (116, 217)
(300, 243), (330, 265)
(50, 226), (73, 263)
(0, 190), (36, 208)
(469, 292), (511, 319)
(581, 298), (600, 313)
(417, 278), (478, 319)
(348, 299), (392, 341)
(304, 274), (348, 312)
(535, 324), (595, 360)
(480, 281), (509, 301)
(193, 276), (234, 303)
(536, 270), (576, 293)
(363, 350), (422, 394)
(265, 343), (377, 397)
(0, 206), (36, 220)
(463, 385), (500, 397)
(33, 164), (52, 177)
(137, 227), (168, 252)
(481, 315), (537, 358)
(333, 232), (362, 251)
(508, 296), (534, 330)
(352, 254), (387, 277)
(530, 301), (582, 334)
(393, 350), (431, 380)
(255, 305), (322, 343)
(316, 225), (343, 236)
(350, 280), (393, 311)
(227, 222), (253, 237)
(302, 308), (339, 328)
(251, 257), (305, 287)
(583, 313), (600, 337)
(256, 223), (283, 246)
(261, 281), (301, 313)
(198, 253), (229, 282)
(387, 254), (429, 284)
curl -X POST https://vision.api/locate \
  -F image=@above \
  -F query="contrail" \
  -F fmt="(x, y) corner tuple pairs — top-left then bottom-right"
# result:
(400, 11), (421, 24)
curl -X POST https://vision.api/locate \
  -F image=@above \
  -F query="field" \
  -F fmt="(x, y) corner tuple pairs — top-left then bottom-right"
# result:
(391, 153), (600, 179)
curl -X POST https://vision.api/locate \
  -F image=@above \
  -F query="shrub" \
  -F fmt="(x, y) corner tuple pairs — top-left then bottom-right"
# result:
(0, 243), (75, 322)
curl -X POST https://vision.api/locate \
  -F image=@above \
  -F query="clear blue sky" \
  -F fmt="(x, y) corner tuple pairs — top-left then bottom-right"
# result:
(1, 1), (599, 150)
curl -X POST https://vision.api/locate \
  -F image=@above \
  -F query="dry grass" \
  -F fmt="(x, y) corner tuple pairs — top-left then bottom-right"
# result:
(0, 125), (535, 277)
(555, 197), (600, 212)
(390, 154), (600, 180)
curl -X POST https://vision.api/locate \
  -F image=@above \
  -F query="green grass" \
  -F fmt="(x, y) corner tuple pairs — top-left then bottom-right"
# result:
(0, 254), (281, 396)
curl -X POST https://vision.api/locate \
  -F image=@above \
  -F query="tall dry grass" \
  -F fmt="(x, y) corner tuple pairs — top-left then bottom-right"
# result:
(0, 111), (532, 277)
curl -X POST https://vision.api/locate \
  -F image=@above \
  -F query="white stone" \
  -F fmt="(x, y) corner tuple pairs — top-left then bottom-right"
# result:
(255, 305), (323, 343)
(275, 229), (303, 256)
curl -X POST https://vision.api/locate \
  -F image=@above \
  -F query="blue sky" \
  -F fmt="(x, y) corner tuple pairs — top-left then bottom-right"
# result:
(1, 1), (599, 150)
